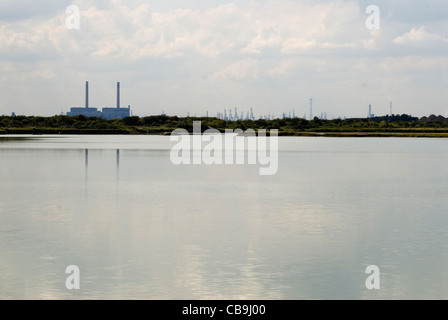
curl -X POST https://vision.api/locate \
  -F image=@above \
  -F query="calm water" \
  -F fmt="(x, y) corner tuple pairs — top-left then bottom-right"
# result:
(1, 135), (448, 299)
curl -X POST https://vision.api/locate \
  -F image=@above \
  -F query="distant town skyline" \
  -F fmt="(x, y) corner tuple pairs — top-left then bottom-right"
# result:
(1, 0), (447, 118)
(62, 79), (390, 120)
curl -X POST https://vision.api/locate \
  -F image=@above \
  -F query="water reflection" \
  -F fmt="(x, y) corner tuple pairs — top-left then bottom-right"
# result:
(116, 149), (120, 181)
(83, 148), (120, 181)
(85, 149), (88, 181)
(1, 137), (448, 299)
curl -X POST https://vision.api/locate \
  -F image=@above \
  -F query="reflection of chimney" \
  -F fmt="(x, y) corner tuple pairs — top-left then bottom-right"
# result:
(117, 82), (120, 109)
(85, 81), (89, 108)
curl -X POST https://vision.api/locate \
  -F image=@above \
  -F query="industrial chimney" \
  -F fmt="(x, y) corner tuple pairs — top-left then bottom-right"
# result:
(117, 82), (120, 109)
(309, 98), (313, 120)
(85, 81), (89, 109)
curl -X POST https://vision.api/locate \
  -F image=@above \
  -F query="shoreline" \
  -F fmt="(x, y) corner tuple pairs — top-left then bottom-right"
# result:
(1, 130), (448, 138)
(2, 114), (448, 138)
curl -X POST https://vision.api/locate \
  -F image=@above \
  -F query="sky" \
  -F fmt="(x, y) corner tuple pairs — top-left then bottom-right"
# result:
(0, 0), (447, 118)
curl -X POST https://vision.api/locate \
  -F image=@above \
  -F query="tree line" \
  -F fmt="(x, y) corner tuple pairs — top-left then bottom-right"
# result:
(1, 114), (448, 135)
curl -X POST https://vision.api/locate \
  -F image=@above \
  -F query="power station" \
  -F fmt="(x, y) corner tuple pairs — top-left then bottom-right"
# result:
(67, 81), (131, 120)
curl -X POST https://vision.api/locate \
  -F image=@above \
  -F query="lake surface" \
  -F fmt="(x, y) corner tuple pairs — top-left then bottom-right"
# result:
(1, 135), (448, 299)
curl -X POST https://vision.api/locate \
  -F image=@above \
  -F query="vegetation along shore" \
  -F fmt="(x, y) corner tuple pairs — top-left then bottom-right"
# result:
(1, 114), (448, 138)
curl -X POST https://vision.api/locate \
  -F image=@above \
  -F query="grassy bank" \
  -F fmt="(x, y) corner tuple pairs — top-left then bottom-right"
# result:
(1, 114), (448, 137)
(1, 127), (133, 135)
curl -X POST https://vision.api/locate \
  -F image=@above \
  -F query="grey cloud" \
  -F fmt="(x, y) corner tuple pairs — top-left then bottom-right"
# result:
(0, 0), (71, 21)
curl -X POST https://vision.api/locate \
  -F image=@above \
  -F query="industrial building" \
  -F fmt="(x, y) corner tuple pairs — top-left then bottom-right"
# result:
(67, 81), (131, 120)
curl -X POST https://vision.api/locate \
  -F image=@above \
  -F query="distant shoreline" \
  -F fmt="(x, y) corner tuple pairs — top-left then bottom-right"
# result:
(1, 129), (448, 138)
(1, 114), (448, 138)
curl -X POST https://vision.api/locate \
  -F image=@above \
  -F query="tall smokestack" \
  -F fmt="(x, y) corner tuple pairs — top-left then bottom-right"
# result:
(117, 82), (120, 109)
(85, 81), (89, 109)
(310, 98), (313, 120)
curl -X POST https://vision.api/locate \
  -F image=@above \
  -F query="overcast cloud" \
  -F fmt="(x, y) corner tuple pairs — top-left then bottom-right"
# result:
(0, 0), (447, 118)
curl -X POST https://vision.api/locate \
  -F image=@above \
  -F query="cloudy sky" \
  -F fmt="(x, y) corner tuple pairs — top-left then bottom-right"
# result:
(0, 0), (447, 118)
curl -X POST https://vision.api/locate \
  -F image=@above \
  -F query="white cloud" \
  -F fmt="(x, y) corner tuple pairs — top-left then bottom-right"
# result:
(212, 59), (258, 80)
(281, 38), (317, 53)
(0, 0), (448, 118)
(394, 27), (448, 46)
(267, 59), (300, 76)
(0, 1), (368, 60)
